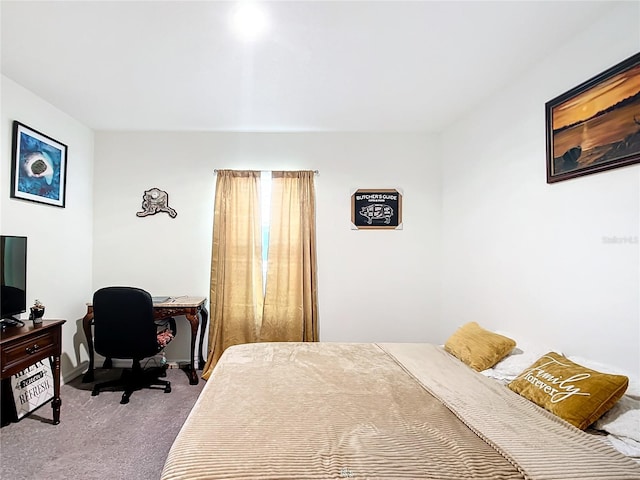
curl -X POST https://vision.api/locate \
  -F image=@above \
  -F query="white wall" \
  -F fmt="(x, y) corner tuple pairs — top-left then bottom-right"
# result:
(1, 75), (95, 381)
(441, 3), (640, 377)
(4, 1), (637, 383)
(93, 132), (442, 362)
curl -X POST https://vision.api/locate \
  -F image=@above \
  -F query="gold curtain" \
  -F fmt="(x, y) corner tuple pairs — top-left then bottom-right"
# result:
(202, 169), (318, 380)
(260, 171), (319, 342)
(201, 170), (263, 380)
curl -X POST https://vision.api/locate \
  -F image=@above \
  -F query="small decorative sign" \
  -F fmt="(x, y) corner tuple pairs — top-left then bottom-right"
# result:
(10, 360), (54, 420)
(351, 189), (403, 230)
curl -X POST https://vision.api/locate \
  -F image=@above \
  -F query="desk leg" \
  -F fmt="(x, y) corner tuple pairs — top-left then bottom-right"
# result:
(197, 305), (209, 369)
(82, 312), (95, 383)
(184, 312), (200, 385)
(51, 354), (62, 425)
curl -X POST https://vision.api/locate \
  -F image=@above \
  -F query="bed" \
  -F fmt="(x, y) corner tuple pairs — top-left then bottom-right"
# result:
(161, 336), (640, 479)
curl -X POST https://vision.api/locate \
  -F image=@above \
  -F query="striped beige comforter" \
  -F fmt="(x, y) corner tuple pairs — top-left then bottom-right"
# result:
(161, 343), (640, 480)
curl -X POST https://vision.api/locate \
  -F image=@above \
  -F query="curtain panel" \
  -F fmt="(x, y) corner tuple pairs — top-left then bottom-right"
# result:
(261, 171), (318, 343)
(202, 170), (318, 380)
(202, 170), (263, 379)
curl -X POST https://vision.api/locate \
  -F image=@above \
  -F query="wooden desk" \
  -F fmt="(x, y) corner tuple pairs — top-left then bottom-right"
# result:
(82, 296), (208, 385)
(0, 319), (66, 425)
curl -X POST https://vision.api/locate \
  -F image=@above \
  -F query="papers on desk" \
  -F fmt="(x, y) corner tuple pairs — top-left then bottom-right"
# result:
(152, 296), (171, 304)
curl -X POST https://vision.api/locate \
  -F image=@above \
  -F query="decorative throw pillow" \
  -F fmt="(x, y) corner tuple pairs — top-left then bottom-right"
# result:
(508, 352), (629, 430)
(444, 322), (516, 371)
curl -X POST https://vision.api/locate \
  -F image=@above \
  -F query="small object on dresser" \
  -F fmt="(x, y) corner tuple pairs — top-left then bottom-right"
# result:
(29, 299), (45, 325)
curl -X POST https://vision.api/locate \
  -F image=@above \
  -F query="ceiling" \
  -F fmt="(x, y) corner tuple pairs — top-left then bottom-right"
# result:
(0, 1), (621, 132)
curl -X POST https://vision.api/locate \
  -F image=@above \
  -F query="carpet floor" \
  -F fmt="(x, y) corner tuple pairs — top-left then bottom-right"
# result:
(0, 366), (205, 480)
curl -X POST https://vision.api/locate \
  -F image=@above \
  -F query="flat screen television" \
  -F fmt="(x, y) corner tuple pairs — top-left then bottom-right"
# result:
(1, 235), (27, 327)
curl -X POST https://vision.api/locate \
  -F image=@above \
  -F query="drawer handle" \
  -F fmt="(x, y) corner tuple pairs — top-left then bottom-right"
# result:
(26, 344), (40, 354)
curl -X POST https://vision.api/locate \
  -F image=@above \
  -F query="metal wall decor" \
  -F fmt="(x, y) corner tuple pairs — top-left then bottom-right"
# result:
(136, 187), (177, 218)
(351, 188), (403, 230)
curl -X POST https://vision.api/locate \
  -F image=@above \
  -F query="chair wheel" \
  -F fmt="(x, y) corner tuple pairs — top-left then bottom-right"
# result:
(164, 384), (171, 393)
(120, 393), (130, 404)
(91, 388), (99, 396)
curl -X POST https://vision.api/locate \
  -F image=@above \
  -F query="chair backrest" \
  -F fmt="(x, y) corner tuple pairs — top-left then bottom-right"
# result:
(93, 286), (159, 360)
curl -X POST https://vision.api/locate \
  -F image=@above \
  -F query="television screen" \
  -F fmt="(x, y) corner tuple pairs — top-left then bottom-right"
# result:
(1, 235), (27, 321)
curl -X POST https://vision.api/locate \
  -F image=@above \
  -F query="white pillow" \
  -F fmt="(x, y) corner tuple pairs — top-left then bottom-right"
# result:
(481, 339), (563, 384)
(594, 395), (640, 442)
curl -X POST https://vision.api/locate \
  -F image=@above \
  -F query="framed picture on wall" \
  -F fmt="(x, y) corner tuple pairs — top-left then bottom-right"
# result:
(545, 52), (640, 183)
(11, 121), (68, 208)
(351, 188), (403, 230)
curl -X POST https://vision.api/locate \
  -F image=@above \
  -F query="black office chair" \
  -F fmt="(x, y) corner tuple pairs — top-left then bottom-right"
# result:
(90, 286), (177, 404)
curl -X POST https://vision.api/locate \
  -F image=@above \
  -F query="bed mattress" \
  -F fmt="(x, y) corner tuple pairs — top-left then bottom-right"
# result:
(161, 342), (640, 479)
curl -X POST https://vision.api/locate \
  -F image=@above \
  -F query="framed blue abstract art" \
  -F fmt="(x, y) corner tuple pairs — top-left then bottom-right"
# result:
(11, 121), (68, 207)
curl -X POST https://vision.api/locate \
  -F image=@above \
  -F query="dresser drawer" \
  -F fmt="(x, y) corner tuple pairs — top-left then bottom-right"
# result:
(1, 330), (57, 376)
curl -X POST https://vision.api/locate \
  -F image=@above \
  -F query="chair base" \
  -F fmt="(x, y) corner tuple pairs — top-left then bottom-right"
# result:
(91, 360), (171, 404)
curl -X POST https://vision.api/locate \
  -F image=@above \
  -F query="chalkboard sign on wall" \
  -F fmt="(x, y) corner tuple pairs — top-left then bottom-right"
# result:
(351, 189), (403, 230)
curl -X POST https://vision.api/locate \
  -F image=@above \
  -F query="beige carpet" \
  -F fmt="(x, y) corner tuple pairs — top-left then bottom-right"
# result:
(0, 367), (205, 480)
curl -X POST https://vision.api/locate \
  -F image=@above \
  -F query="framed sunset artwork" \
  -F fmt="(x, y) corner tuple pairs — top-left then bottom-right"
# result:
(546, 52), (640, 183)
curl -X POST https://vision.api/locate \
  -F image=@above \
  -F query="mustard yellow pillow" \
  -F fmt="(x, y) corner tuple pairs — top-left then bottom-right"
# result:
(444, 322), (516, 371)
(508, 352), (628, 430)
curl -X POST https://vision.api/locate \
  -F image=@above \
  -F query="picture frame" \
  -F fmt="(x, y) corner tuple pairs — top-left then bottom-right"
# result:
(351, 188), (403, 230)
(545, 52), (640, 183)
(11, 121), (68, 207)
